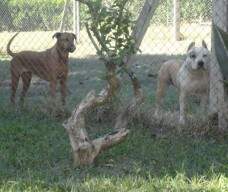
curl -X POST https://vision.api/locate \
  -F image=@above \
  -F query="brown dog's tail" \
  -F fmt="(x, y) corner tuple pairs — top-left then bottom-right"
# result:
(7, 32), (19, 57)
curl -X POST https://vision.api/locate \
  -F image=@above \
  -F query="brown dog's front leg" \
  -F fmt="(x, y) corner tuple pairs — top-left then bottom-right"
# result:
(60, 78), (67, 105)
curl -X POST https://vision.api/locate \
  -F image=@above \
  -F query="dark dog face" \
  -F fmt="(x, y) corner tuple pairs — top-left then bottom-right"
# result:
(53, 32), (76, 53)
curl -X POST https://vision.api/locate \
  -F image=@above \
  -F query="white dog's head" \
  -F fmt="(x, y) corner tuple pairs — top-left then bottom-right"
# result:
(185, 41), (210, 70)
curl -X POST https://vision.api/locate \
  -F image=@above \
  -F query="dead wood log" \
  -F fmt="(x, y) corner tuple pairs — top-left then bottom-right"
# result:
(62, 89), (128, 167)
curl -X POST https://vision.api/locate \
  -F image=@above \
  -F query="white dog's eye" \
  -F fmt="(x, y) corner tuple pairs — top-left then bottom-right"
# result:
(203, 54), (207, 57)
(190, 54), (196, 59)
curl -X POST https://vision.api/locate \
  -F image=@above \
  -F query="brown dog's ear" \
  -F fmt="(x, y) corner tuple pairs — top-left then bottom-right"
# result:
(187, 42), (195, 52)
(72, 33), (77, 41)
(52, 32), (61, 39)
(202, 40), (208, 49)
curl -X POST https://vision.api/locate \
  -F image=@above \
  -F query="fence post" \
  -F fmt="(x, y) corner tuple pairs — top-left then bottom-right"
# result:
(210, 0), (228, 133)
(59, 0), (69, 32)
(173, 0), (181, 41)
(73, 0), (80, 42)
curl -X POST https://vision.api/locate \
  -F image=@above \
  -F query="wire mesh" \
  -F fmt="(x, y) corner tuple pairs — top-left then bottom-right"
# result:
(0, 0), (227, 130)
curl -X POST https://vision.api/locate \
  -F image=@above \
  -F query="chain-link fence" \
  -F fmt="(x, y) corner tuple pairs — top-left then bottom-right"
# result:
(0, 0), (212, 56)
(0, 0), (227, 132)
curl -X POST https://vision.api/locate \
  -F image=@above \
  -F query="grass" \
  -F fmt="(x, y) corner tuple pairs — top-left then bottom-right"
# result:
(0, 24), (228, 191)
(0, 110), (228, 191)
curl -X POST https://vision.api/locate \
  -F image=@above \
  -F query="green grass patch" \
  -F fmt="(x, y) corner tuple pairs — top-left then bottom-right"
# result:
(0, 54), (228, 191)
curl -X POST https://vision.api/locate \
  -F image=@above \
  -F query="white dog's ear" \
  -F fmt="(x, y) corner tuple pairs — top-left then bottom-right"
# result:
(187, 42), (195, 52)
(202, 40), (208, 49)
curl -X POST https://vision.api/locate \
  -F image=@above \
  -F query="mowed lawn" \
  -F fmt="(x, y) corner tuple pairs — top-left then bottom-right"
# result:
(0, 24), (228, 192)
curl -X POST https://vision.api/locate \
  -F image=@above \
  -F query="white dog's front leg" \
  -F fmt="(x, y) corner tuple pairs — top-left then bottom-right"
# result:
(200, 94), (208, 113)
(200, 94), (208, 122)
(179, 90), (187, 125)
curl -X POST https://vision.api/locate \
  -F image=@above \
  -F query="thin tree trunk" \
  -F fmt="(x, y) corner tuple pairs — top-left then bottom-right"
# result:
(210, 0), (228, 133)
(124, 0), (160, 66)
(64, 0), (159, 167)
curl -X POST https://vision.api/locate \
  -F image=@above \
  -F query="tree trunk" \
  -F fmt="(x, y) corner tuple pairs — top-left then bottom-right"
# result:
(124, 0), (160, 66)
(210, 0), (228, 133)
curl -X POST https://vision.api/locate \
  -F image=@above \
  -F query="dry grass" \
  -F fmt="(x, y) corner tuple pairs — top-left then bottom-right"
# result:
(0, 23), (211, 58)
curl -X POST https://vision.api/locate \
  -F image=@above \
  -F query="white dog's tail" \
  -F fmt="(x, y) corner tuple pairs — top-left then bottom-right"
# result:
(7, 32), (19, 57)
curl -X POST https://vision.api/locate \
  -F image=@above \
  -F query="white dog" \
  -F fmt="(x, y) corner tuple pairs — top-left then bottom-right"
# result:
(155, 41), (210, 124)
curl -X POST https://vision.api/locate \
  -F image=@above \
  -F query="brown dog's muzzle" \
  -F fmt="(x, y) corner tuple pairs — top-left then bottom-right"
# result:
(67, 45), (76, 53)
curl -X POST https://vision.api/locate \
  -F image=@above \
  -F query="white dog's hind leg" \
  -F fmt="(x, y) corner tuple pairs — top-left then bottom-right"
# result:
(155, 79), (168, 117)
(179, 90), (187, 125)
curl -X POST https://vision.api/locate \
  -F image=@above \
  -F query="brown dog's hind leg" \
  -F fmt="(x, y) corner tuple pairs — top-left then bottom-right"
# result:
(49, 80), (57, 101)
(10, 69), (20, 105)
(20, 72), (32, 104)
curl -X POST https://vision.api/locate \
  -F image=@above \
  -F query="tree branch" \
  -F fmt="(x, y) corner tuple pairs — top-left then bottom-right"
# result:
(85, 23), (100, 54)
(91, 25), (112, 57)
(75, 0), (90, 7)
(124, 0), (160, 65)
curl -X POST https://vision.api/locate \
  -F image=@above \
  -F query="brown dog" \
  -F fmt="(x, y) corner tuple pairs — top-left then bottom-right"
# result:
(7, 32), (76, 105)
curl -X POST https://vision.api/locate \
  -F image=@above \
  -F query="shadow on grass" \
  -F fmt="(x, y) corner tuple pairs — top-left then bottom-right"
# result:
(0, 54), (227, 187)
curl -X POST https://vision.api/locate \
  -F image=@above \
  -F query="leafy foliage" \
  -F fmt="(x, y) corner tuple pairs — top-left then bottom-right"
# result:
(85, 0), (135, 66)
(0, 0), (64, 31)
(0, 0), (212, 31)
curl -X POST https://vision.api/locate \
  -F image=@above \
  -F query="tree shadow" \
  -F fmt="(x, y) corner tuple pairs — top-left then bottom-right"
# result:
(1, 54), (227, 185)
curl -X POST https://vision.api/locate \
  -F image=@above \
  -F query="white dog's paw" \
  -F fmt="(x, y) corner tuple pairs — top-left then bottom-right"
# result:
(179, 117), (186, 125)
(154, 109), (160, 119)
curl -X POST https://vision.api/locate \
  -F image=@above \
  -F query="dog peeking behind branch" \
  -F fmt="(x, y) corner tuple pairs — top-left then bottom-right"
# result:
(155, 41), (210, 125)
(7, 32), (76, 106)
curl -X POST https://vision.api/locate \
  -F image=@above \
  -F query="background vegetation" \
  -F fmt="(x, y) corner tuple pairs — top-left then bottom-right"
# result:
(0, 0), (212, 31)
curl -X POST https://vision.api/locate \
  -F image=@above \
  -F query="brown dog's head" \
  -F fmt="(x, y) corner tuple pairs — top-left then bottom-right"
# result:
(53, 32), (76, 53)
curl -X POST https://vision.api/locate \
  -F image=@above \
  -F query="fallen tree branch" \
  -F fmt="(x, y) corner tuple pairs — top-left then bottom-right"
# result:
(62, 65), (143, 167)
(63, 89), (129, 166)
